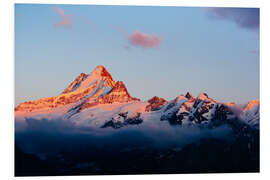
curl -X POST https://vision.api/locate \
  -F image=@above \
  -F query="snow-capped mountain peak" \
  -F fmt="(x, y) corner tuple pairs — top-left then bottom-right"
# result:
(240, 99), (259, 129)
(74, 65), (115, 92)
(15, 65), (136, 113)
(197, 92), (209, 100)
(62, 65), (115, 95)
(244, 99), (259, 112)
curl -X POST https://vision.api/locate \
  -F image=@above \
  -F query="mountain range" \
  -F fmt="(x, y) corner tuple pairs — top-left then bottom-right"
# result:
(15, 65), (259, 130)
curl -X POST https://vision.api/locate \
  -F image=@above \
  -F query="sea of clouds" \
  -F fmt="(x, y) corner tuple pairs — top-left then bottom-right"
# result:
(15, 116), (234, 156)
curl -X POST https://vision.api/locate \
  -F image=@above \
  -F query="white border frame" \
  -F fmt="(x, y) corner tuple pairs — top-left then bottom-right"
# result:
(1, 0), (269, 179)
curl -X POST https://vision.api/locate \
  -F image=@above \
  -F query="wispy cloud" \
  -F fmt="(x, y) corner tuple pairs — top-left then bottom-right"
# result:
(128, 31), (161, 49)
(16, 116), (233, 154)
(206, 8), (259, 30)
(53, 7), (74, 28)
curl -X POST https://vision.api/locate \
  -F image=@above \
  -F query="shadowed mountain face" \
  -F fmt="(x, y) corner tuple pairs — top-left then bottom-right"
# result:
(15, 130), (259, 176)
(15, 65), (259, 176)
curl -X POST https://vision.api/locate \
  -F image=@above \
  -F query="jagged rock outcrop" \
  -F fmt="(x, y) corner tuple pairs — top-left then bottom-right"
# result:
(160, 92), (236, 127)
(97, 81), (140, 104)
(101, 112), (143, 129)
(185, 92), (195, 100)
(145, 96), (167, 112)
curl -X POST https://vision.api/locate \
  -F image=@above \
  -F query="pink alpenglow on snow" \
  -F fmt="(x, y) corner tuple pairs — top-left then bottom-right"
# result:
(128, 31), (161, 48)
(53, 7), (74, 28)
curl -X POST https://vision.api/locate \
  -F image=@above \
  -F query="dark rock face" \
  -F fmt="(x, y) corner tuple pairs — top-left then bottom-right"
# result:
(101, 112), (143, 129)
(211, 104), (234, 124)
(162, 113), (182, 125)
(101, 120), (123, 129)
(191, 99), (213, 124)
(185, 92), (195, 100)
(145, 96), (167, 112)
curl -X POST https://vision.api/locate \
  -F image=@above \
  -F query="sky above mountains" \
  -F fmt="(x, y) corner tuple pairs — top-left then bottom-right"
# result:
(15, 4), (259, 106)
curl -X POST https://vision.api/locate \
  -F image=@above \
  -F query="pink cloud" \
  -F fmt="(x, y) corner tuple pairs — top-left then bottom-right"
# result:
(128, 31), (161, 49)
(53, 7), (74, 28)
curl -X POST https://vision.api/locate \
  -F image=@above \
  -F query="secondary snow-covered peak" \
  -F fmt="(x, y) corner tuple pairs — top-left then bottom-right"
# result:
(185, 92), (194, 100)
(244, 99), (259, 112)
(195, 93), (217, 103)
(174, 94), (188, 103)
(197, 93), (209, 99)
(240, 99), (260, 129)
(109, 81), (131, 97)
(114, 81), (127, 89)
(147, 96), (167, 103)
(145, 96), (167, 112)
(95, 81), (140, 104)
(108, 81), (139, 101)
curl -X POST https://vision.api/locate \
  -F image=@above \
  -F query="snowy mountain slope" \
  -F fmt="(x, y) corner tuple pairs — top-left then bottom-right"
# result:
(240, 99), (259, 129)
(62, 73), (88, 94)
(15, 65), (260, 131)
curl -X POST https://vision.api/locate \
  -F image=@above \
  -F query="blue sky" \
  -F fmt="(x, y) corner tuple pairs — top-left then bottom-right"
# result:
(15, 4), (259, 105)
